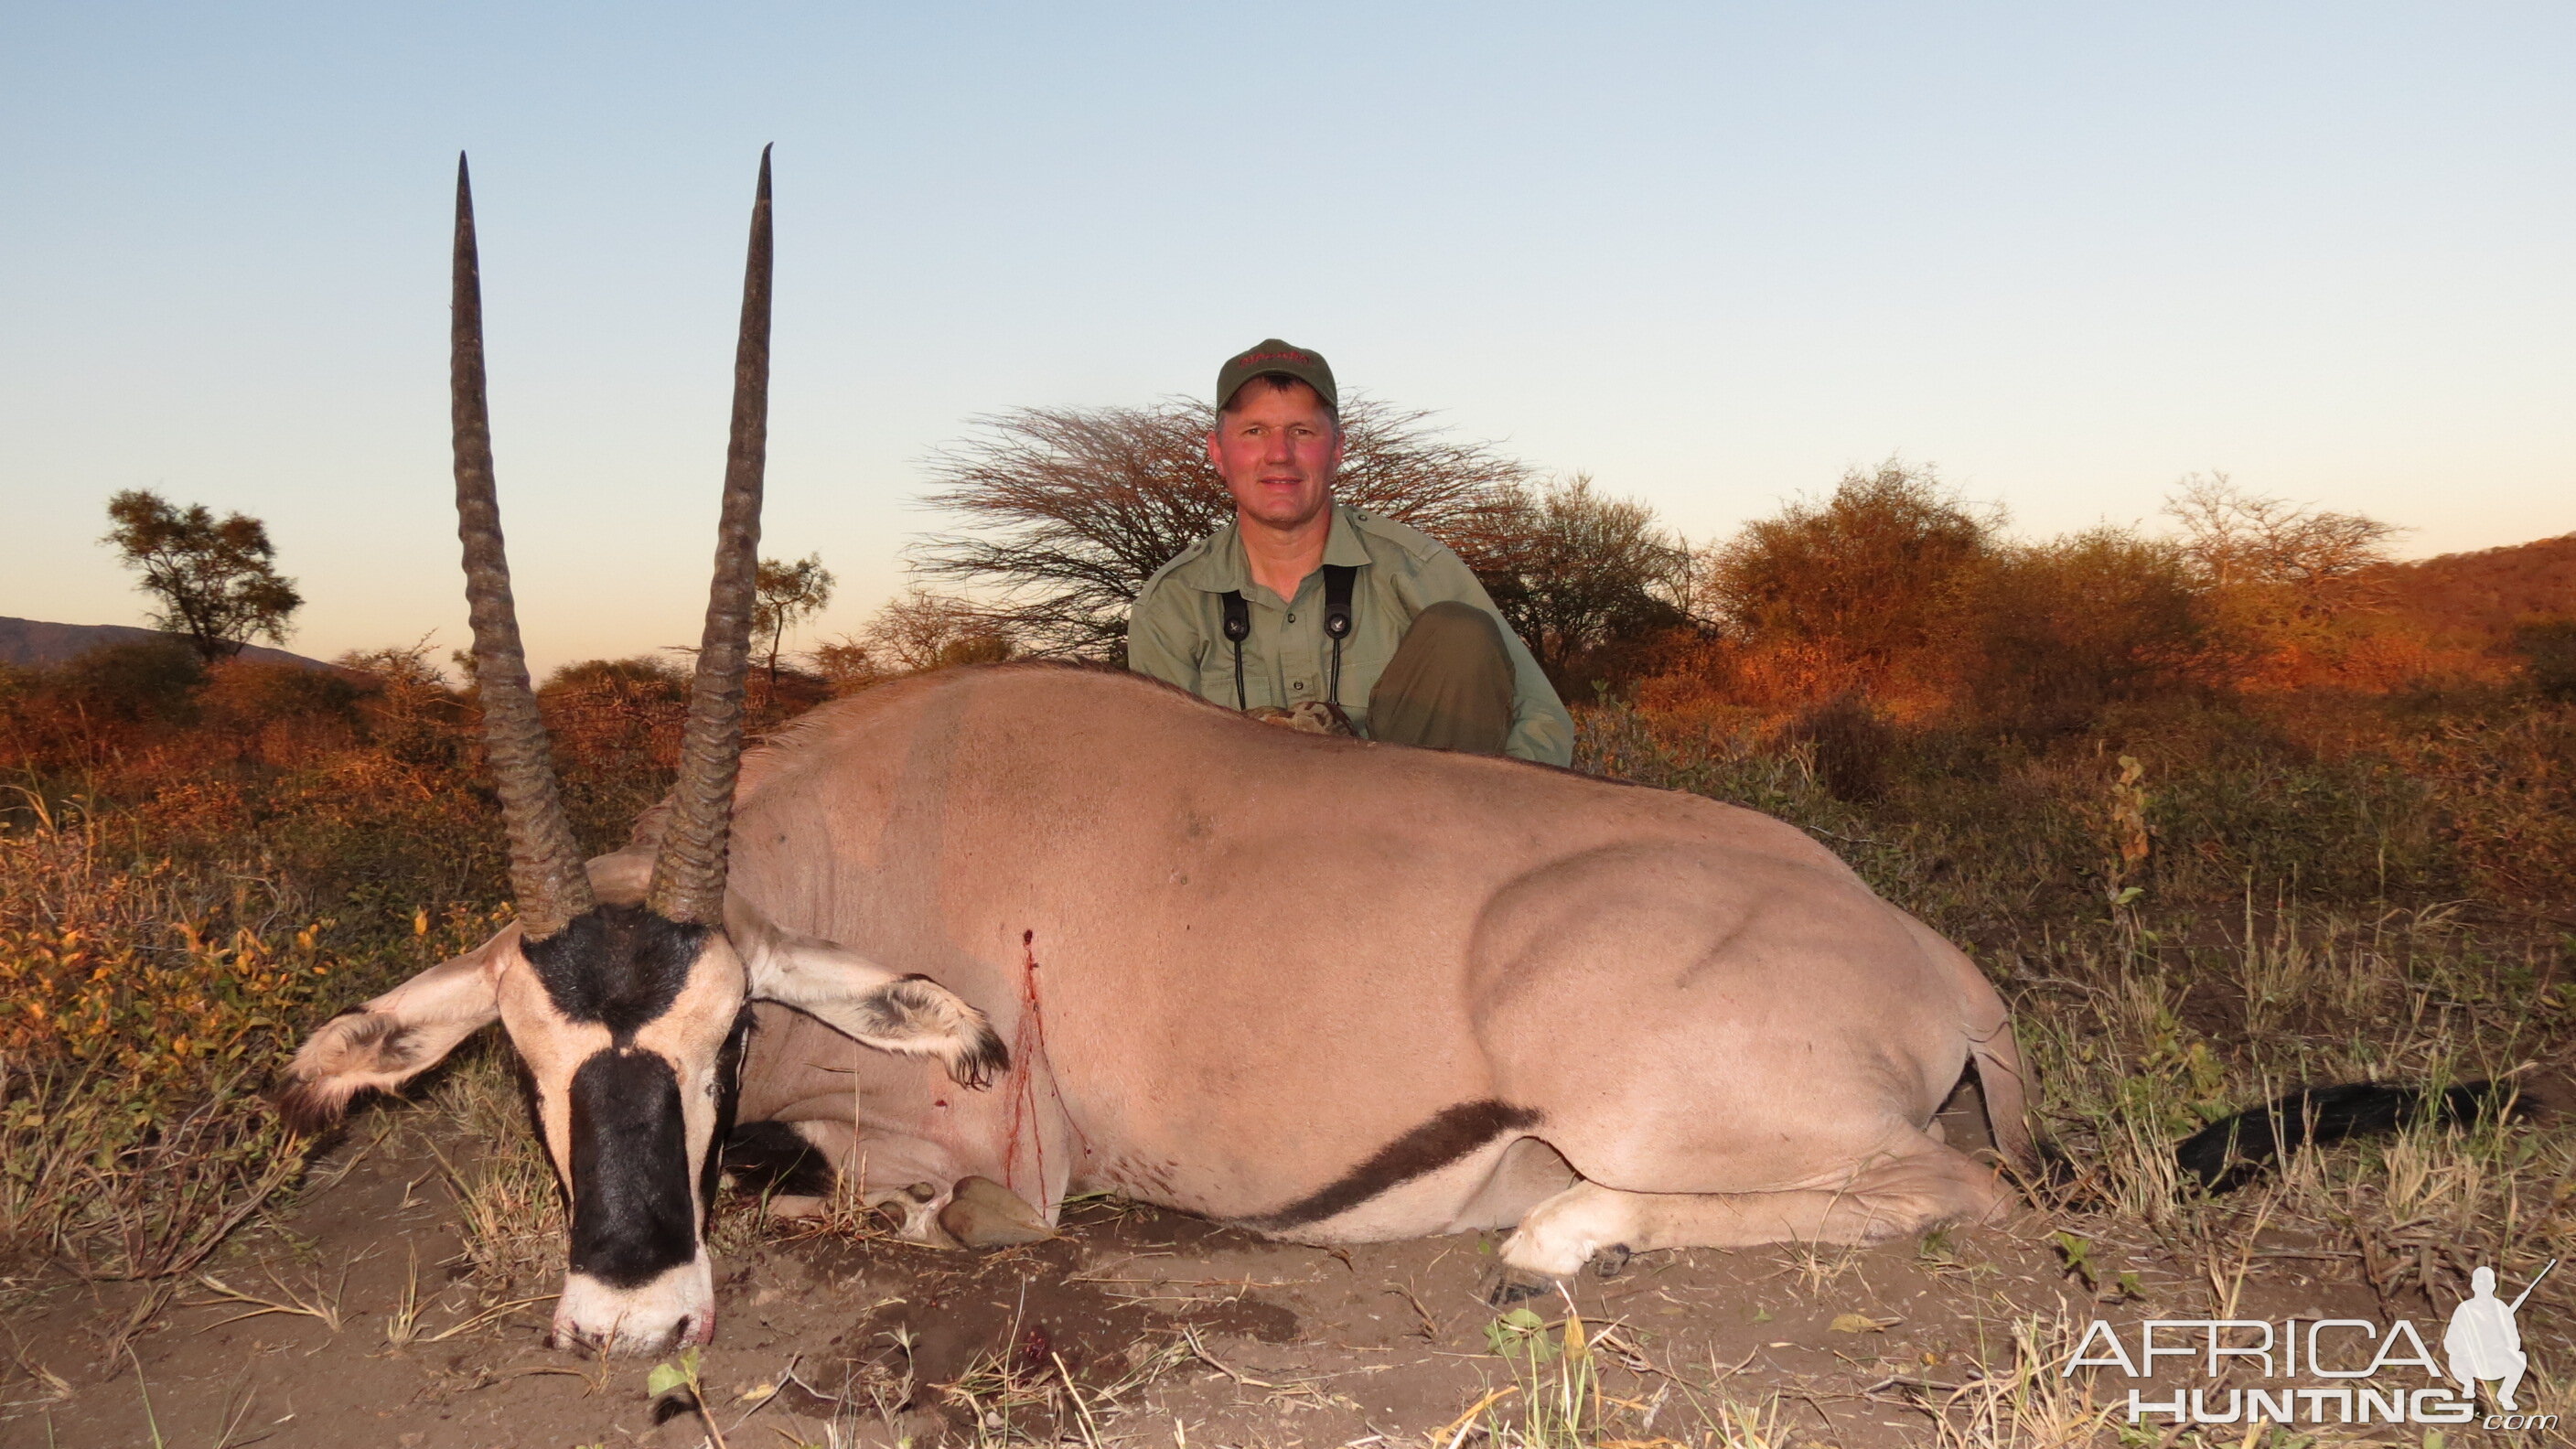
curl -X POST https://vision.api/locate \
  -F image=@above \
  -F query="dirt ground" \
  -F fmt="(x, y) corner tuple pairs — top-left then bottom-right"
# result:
(6, 1106), (2489, 1449)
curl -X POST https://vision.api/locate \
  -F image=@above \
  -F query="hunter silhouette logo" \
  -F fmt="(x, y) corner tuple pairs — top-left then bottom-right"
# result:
(2448, 1259), (2553, 1412)
(2069, 1257), (2559, 1430)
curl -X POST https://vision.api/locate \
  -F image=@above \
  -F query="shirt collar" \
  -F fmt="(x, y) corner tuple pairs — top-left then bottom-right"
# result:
(1175, 502), (1370, 596)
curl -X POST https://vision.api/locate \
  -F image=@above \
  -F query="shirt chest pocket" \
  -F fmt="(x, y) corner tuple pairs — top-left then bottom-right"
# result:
(1330, 628), (1401, 708)
(1196, 639), (1252, 707)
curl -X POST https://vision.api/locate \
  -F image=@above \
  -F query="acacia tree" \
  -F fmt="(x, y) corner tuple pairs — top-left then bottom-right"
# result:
(2165, 473), (2397, 609)
(101, 488), (303, 663)
(908, 397), (1532, 659)
(751, 553), (835, 684)
(2162, 474), (2402, 686)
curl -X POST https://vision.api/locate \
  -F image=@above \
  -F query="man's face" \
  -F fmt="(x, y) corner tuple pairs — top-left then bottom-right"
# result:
(1208, 380), (1343, 533)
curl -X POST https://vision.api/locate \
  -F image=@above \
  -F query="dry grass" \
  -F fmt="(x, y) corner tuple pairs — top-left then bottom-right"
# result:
(416, 1043), (566, 1296)
(0, 801), (335, 1279)
(3, 642), (2571, 1445)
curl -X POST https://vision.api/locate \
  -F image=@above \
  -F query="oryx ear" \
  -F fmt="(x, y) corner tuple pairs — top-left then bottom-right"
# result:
(733, 914), (1007, 1089)
(276, 933), (510, 1133)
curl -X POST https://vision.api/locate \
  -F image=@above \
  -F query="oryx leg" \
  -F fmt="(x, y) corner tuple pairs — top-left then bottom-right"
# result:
(756, 1120), (963, 1242)
(745, 1121), (1046, 1246)
(1497, 1139), (2012, 1280)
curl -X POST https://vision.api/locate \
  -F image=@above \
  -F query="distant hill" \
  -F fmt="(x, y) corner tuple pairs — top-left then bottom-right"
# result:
(0, 617), (338, 671)
(2373, 534), (2576, 643)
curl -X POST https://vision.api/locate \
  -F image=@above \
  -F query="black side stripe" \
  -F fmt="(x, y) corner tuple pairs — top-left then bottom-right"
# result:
(1243, 1100), (1540, 1231)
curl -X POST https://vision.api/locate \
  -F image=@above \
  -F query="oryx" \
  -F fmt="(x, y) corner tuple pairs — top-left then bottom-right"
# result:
(280, 153), (1005, 1352)
(280, 153), (2041, 1356)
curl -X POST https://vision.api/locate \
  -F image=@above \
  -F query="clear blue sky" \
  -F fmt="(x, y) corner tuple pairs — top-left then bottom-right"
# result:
(5, 4), (2571, 671)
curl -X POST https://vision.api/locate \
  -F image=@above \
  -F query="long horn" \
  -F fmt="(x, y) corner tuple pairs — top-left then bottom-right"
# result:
(647, 146), (772, 926)
(451, 153), (596, 940)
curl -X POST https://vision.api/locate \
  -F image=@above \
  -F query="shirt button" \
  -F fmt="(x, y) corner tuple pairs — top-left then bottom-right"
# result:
(1286, 612), (1295, 622)
(1292, 681), (1306, 692)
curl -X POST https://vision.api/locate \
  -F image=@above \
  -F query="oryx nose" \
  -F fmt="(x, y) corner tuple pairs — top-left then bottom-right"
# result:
(551, 1308), (707, 1357)
(552, 1316), (681, 1356)
(552, 1260), (716, 1355)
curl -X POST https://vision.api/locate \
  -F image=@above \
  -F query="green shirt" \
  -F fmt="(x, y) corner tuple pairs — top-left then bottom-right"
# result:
(1127, 503), (1575, 767)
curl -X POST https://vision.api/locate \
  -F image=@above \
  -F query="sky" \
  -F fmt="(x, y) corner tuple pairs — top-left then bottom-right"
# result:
(5, 3), (2571, 671)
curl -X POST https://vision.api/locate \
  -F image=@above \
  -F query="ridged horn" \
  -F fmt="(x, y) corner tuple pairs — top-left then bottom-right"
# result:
(647, 146), (772, 926)
(451, 153), (596, 941)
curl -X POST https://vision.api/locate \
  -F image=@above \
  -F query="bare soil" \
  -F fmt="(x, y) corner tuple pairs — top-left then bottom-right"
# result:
(0, 1125), (2458, 1448)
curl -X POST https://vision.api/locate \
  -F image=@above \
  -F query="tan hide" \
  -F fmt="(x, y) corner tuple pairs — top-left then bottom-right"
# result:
(690, 663), (2032, 1263)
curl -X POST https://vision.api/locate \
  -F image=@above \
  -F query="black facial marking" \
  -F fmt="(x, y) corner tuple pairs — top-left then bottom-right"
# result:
(524, 904), (710, 1042)
(510, 1057), (568, 1205)
(567, 1047), (697, 1288)
(699, 1006), (754, 1214)
(1243, 1100), (1540, 1231)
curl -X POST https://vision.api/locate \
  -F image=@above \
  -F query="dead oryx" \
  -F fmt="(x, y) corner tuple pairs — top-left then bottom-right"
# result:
(278, 153), (1004, 1353)
(282, 154), (2520, 1361)
(280, 150), (2037, 1355)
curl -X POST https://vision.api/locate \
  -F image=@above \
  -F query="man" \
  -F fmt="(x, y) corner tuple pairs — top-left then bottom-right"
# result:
(1128, 339), (1573, 767)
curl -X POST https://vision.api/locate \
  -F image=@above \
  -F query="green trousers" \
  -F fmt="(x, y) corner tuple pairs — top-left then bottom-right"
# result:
(1367, 601), (1516, 757)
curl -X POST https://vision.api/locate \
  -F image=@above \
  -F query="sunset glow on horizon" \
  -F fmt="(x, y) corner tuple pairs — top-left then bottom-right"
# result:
(5, 4), (2570, 672)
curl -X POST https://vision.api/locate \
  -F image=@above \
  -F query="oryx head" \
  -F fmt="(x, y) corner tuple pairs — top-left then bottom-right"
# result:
(277, 151), (1004, 1355)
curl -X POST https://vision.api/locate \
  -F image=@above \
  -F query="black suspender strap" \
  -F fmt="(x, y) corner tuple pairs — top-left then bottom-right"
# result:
(1320, 564), (1356, 706)
(1222, 567), (1355, 712)
(1219, 589), (1250, 711)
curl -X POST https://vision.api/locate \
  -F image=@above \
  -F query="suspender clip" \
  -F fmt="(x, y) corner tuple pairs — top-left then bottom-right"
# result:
(1219, 564), (1358, 714)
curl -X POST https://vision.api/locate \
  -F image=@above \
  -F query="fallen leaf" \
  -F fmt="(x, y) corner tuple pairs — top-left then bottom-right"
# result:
(1829, 1313), (1897, 1334)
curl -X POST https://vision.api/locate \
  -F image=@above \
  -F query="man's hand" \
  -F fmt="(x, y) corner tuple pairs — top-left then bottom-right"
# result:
(1245, 702), (1357, 737)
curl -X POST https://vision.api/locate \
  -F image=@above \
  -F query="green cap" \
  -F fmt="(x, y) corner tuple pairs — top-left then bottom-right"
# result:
(1216, 338), (1336, 412)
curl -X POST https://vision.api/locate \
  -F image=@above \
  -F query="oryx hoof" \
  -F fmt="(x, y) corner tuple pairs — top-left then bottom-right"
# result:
(938, 1175), (1055, 1249)
(1590, 1244), (1634, 1281)
(1480, 1264), (1557, 1308)
(864, 1185), (961, 1247)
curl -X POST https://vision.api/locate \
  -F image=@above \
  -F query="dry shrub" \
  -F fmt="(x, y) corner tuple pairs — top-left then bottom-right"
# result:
(1472, 473), (1693, 693)
(535, 660), (683, 840)
(863, 587), (1017, 672)
(37, 639), (208, 725)
(0, 800), (338, 1276)
(2517, 616), (2576, 701)
(0, 638), (778, 1281)
(194, 659), (362, 731)
(1966, 529), (2213, 735)
(538, 654), (687, 764)
(1649, 466), (2560, 738)
(1675, 467), (2217, 731)
(807, 634), (886, 694)
(1782, 693), (1895, 802)
(1638, 634), (1931, 720)
(1701, 460), (1993, 692)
